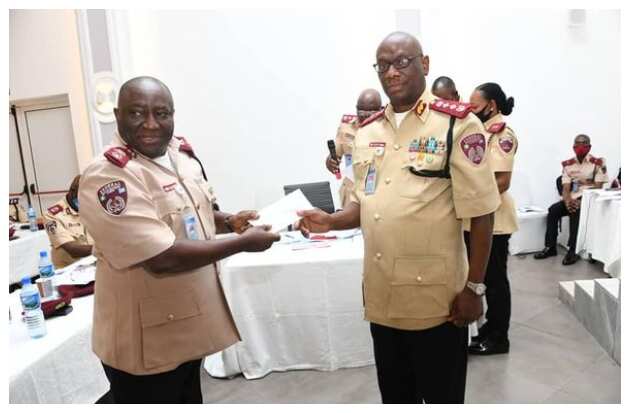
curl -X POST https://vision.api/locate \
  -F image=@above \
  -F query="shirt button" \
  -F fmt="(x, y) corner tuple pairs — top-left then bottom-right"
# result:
(385, 178), (391, 184)
(374, 213), (381, 221)
(416, 276), (423, 282)
(375, 253), (382, 260)
(394, 144), (401, 151)
(167, 314), (175, 321)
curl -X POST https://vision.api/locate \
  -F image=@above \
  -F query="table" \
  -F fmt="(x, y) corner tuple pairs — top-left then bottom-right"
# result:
(575, 189), (622, 277)
(204, 231), (375, 379)
(9, 229), (51, 284)
(8, 257), (108, 404)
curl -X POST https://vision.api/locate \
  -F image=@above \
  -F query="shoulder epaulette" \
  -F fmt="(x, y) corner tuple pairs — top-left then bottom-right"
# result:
(104, 146), (134, 168)
(487, 122), (506, 134)
(47, 204), (63, 215)
(591, 156), (604, 166)
(175, 136), (195, 157)
(562, 158), (576, 167)
(341, 114), (357, 124)
(359, 109), (385, 127)
(430, 99), (471, 119)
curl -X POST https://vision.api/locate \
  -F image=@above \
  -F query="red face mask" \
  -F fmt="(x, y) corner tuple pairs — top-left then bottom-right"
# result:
(573, 143), (591, 158)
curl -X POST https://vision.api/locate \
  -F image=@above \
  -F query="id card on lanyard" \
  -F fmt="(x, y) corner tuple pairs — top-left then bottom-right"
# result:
(365, 162), (377, 195)
(182, 207), (200, 240)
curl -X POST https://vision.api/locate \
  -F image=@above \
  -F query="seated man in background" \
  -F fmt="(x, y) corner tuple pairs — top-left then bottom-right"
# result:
(9, 197), (28, 223)
(535, 134), (608, 265)
(431, 75), (460, 101)
(325, 88), (382, 208)
(44, 174), (94, 268)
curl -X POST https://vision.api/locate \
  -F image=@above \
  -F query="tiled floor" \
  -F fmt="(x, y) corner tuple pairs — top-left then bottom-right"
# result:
(200, 253), (621, 403)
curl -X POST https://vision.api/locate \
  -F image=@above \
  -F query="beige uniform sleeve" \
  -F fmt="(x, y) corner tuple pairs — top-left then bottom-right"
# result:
(334, 123), (345, 158)
(595, 158), (609, 183)
(561, 164), (571, 185)
(489, 128), (518, 172)
(78, 164), (176, 270)
(44, 214), (74, 248)
(450, 117), (501, 219)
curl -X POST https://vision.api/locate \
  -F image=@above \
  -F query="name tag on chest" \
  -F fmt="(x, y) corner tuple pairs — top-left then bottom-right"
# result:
(365, 163), (377, 195)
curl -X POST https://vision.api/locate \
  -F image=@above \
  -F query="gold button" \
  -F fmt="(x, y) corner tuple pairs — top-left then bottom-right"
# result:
(374, 213), (381, 221)
(416, 276), (422, 282)
(167, 314), (175, 321)
(375, 253), (382, 260)
(394, 144), (401, 151)
(385, 178), (391, 184)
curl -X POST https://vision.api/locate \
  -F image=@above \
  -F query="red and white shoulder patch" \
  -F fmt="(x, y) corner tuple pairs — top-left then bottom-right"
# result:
(498, 137), (515, 154)
(97, 180), (128, 216)
(562, 158), (577, 167)
(341, 114), (357, 124)
(460, 134), (486, 165)
(591, 156), (603, 166)
(487, 122), (506, 134)
(104, 146), (135, 168)
(430, 99), (471, 119)
(175, 136), (195, 157)
(47, 204), (63, 215)
(359, 109), (385, 128)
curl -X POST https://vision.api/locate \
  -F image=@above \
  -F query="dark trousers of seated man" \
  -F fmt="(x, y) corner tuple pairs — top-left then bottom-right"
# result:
(370, 321), (468, 404)
(545, 200), (581, 253)
(101, 359), (202, 403)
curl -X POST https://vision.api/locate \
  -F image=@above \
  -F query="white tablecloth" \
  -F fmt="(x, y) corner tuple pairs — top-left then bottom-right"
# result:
(204, 232), (374, 379)
(8, 257), (108, 403)
(575, 189), (622, 277)
(9, 229), (51, 284)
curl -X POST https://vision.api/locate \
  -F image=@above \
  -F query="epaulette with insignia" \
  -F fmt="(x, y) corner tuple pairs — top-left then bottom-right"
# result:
(341, 114), (357, 124)
(591, 157), (603, 166)
(359, 109), (385, 127)
(104, 146), (134, 168)
(47, 204), (63, 215)
(487, 122), (506, 134)
(562, 158), (576, 167)
(430, 99), (471, 119)
(175, 136), (195, 157)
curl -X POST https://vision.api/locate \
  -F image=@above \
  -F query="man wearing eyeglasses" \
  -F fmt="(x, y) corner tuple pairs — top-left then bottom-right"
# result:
(296, 32), (499, 403)
(326, 89), (382, 208)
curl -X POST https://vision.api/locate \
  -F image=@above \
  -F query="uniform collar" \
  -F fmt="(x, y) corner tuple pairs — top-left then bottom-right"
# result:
(384, 87), (433, 127)
(59, 197), (79, 216)
(111, 131), (180, 173)
(483, 113), (504, 130)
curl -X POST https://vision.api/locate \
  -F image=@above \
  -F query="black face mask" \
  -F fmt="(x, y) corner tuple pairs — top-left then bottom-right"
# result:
(474, 104), (493, 123)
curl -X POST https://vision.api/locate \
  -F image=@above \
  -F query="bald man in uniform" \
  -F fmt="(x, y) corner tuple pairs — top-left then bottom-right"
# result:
(534, 134), (608, 265)
(326, 89), (382, 208)
(43, 175), (94, 268)
(79, 76), (280, 403)
(431, 76), (460, 101)
(297, 32), (499, 403)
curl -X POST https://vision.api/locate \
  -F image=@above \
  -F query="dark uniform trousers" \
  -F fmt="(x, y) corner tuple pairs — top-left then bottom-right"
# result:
(101, 359), (203, 403)
(370, 321), (468, 403)
(464, 232), (512, 339)
(545, 200), (580, 253)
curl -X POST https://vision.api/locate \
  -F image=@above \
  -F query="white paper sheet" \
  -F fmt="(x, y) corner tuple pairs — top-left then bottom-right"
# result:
(249, 189), (314, 233)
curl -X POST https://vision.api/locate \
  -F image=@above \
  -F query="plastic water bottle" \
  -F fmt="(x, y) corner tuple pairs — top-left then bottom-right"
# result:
(38, 251), (56, 299)
(27, 206), (38, 232)
(19, 276), (47, 339)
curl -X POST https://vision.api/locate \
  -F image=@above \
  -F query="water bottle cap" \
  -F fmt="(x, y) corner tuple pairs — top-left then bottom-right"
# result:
(21, 276), (32, 285)
(40, 250), (48, 257)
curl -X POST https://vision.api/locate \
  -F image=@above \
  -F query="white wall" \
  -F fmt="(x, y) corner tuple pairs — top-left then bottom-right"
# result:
(114, 9), (395, 212)
(420, 9), (620, 208)
(9, 10), (94, 171)
(113, 9), (620, 212)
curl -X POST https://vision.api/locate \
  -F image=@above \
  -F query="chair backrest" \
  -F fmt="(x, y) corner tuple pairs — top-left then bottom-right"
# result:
(283, 181), (335, 214)
(555, 176), (563, 196)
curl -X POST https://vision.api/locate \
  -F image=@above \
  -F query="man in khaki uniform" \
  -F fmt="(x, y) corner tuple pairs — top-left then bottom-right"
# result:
(326, 89), (382, 208)
(43, 175), (94, 268)
(535, 134), (608, 265)
(464, 83), (518, 355)
(297, 32), (500, 403)
(431, 75), (460, 101)
(79, 77), (279, 403)
(9, 198), (28, 223)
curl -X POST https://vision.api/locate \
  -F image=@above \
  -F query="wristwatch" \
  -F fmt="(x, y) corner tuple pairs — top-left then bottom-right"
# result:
(224, 215), (235, 232)
(466, 281), (486, 296)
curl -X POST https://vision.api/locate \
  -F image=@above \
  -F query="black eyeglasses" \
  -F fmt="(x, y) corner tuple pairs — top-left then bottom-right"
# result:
(373, 54), (422, 74)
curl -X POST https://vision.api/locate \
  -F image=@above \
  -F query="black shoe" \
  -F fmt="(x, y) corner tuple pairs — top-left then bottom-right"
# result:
(468, 336), (510, 355)
(469, 324), (490, 347)
(534, 247), (557, 259)
(562, 252), (580, 265)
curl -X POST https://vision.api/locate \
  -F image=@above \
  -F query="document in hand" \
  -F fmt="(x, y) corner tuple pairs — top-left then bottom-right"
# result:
(249, 189), (314, 233)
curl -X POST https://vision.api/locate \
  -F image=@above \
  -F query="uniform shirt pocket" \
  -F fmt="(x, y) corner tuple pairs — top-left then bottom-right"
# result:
(352, 148), (375, 193)
(154, 192), (187, 234)
(387, 256), (450, 320)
